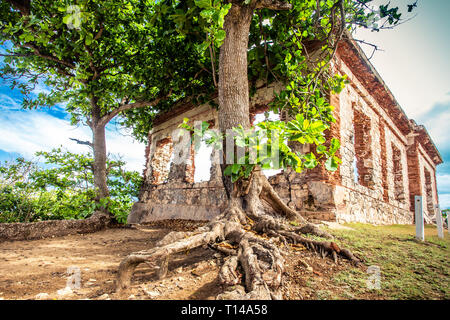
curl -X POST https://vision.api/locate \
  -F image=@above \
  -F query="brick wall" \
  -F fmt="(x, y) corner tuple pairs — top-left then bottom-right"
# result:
(353, 106), (375, 188)
(330, 55), (413, 224)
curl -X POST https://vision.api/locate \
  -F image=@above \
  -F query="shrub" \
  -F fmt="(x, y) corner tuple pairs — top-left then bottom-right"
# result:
(0, 148), (142, 224)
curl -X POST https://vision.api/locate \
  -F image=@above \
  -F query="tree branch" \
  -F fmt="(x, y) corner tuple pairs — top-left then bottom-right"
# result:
(0, 53), (30, 58)
(4, 40), (78, 80)
(70, 138), (93, 149)
(98, 94), (170, 127)
(257, 11), (278, 84)
(21, 43), (76, 70)
(255, 0), (292, 10)
(352, 38), (384, 60)
(208, 35), (217, 87)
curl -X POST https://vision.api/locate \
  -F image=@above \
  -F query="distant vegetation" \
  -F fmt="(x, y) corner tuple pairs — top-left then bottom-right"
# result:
(0, 148), (142, 224)
(442, 209), (449, 221)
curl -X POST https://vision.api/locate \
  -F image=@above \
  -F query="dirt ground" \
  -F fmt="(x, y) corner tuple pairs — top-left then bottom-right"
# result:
(0, 221), (363, 300)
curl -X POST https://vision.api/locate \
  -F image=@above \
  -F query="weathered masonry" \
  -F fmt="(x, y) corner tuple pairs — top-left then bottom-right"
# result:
(129, 37), (443, 225)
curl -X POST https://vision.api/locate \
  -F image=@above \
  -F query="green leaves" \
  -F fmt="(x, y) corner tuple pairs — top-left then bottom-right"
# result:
(196, 41), (210, 53)
(200, 9), (215, 19)
(215, 29), (226, 43)
(224, 163), (255, 183)
(329, 138), (340, 154)
(325, 156), (339, 172)
(19, 33), (34, 42)
(195, 0), (211, 9)
(303, 153), (317, 169)
(191, 0), (231, 48)
(84, 33), (94, 46)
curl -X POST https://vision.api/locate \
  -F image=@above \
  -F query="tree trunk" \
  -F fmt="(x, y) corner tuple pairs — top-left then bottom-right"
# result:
(92, 123), (110, 212)
(218, 4), (252, 132)
(218, 4), (253, 196)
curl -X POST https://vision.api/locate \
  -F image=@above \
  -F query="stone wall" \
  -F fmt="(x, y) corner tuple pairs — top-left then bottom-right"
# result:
(330, 53), (413, 224)
(385, 124), (410, 211)
(129, 84), (283, 223)
(129, 102), (228, 223)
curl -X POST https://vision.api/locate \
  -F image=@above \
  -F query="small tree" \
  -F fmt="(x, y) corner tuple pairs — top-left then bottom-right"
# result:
(0, 156), (39, 222)
(442, 209), (449, 226)
(0, 0), (211, 217)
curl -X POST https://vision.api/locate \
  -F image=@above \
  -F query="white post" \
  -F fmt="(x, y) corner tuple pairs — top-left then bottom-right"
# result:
(435, 205), (444, 239)
(415, 196), (424, 241)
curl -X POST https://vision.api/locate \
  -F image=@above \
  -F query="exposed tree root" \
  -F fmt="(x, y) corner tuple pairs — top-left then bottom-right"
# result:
(116, 170), (360, 299)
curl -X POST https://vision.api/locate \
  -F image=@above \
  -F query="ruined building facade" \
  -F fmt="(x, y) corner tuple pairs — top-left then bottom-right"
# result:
(129, 37), (443, 226)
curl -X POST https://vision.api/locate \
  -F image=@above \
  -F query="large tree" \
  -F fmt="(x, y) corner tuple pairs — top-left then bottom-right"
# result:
(0, 0), (212, 219)
(117, 0), (414, 299)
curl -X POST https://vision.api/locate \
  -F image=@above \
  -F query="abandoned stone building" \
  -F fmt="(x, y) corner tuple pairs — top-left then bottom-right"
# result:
(129, 36), (443, 226)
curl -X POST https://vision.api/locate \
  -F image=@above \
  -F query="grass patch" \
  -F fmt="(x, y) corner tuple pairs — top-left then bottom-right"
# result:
(329, 223), (449, 300)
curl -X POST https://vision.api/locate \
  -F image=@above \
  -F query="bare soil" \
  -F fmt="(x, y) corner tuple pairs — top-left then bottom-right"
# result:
(0, 221), (363, 300)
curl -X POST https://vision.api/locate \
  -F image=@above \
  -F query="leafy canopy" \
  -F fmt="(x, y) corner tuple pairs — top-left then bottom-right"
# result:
(0, 0), (213, 132)
(176, 0), (411, 182)
(0, 0), (415, 179)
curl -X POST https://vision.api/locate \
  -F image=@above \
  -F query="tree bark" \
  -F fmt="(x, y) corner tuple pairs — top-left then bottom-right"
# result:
(92, 123), (110, 202)
(90, 96), (110, 216)
(218, 4), (253, 132)
(218, 3), (253, 196)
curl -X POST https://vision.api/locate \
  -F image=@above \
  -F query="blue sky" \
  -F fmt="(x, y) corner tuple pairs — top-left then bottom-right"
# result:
(0, 0), (449, 208)
(354, 0), (450, 208)
(0, 83), (146, 172)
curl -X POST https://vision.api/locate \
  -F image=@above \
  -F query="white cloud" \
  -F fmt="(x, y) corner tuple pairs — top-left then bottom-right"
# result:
(421, 101), (450, 147)
(437, 174), (450, 194)
(104, 126), (146, 172)
(0, 108), (146, 172)
(0, 93), (22, 111)
(353, 0), (450, 120)
(438, 194), (450, 210)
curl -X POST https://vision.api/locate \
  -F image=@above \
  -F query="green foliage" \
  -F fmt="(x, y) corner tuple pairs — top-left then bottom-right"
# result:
(180, 116), (341, 183)
(0, 0), (214, 141)
(0, 149), (141, 224)
(176, 0), (411, 182)
(0, 0), (415, 188)
(442, 209), (449, 220)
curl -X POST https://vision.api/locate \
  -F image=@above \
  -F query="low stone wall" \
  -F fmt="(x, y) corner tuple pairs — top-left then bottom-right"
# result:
(0, 213), (111, 242)
(130, 176), (228, 223)
(333, 185), (413, 225)
(268, 169), (413, 225)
